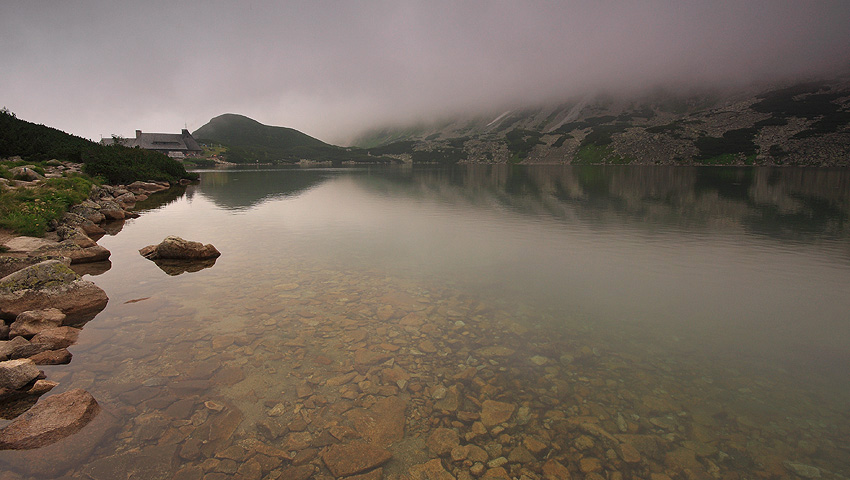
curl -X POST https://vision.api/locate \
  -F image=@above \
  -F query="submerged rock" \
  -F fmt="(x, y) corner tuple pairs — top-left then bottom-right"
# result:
(408, 459), (456, 480)
(139, 236), (221, 261)
(480, 399), (516, 427)
(427, 427), (460, 456)
(0, 388), (100, 450)
(0, 405), (119, 477)
(783, 461), (821, 478)
(322, 442), (392, 477)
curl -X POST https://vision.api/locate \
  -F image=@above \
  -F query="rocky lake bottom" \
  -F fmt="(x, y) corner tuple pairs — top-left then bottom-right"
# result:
(0, 257), (844, 480)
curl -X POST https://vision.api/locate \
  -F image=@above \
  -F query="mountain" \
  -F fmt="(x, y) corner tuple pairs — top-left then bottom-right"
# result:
(352, 76), (850, 167)
(194, 114), (330, 151)
(193, 114), (392, 164)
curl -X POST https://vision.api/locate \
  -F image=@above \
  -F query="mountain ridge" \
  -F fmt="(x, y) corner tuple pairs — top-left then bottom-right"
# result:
(351, 76), (850, 166)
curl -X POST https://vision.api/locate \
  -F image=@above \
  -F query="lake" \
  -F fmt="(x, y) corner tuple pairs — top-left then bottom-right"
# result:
(3, 165), (849, 479)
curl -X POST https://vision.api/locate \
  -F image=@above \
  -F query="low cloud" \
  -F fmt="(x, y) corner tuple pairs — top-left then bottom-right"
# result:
(2, 1), (849, 144)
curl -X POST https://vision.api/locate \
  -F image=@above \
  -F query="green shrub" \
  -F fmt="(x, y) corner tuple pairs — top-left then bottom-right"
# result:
(646, 122), (683, 134)
(1, 109), (196, 184)
(0, 175), (97, 236)
(753, 116), (788, 128)
(551, 134), (573, 148)
(82, 145), (197, 184)
(695, 128), (758, 160)
(505, 129), (543, 160)
(571, 143), (631, 165)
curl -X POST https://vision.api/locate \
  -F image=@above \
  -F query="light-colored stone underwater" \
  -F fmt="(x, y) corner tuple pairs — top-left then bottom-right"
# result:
(2, 165), (849, 479)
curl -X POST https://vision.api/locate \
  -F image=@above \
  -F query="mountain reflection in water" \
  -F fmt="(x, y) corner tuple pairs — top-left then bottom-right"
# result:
(195, 165), (849, 242)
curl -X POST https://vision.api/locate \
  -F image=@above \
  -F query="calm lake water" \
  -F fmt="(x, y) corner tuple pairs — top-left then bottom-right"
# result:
(3, 165), (849, 479)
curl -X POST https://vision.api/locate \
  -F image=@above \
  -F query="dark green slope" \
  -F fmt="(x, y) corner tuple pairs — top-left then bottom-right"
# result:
(0, 109), (195, 184)
(193, 114), (329, 150)
(193, 113), (393, 164)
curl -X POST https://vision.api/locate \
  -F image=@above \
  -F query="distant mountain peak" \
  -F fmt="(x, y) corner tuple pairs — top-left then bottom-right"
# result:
(191, 114), (393, 165)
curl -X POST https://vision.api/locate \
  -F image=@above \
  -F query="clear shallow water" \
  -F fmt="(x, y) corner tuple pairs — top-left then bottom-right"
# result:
(3, 165), (849, 479)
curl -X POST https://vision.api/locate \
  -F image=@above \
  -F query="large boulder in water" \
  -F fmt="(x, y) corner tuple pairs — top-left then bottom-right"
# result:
(0, 388), (100, 450)
(139, 236), (221, 260)
(0, 260), (108, 324)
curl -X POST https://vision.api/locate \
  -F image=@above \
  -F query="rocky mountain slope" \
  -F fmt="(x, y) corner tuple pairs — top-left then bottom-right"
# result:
(352, 76), (850, 166)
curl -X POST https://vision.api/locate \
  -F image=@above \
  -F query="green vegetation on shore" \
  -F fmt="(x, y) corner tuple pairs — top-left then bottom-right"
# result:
(81, 144), (193, 184)
(0, 162), (98, 236)
(505, 129), (543, 163)
(1, 108), (197, 184)
(1, 109), (197, 236)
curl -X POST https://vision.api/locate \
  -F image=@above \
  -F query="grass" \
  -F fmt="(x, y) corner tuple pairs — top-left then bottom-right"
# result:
(201, 144), (227, 157)
(573, 144), (630, 165)
(0, 165), (97, 236)
(183, 158), (219, 168)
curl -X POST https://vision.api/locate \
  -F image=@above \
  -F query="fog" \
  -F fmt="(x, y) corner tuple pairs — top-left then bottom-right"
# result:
(2, 1), (849, 144)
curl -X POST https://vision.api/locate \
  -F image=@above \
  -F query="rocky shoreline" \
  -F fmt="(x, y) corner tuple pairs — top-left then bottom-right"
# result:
(0, 162), (178, 450)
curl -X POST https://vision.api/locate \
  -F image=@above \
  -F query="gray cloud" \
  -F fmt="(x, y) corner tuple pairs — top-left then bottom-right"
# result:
(2, 0), (849, 144)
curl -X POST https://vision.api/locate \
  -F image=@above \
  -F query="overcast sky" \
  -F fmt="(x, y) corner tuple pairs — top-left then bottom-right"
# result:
(2, 1), (849, 144)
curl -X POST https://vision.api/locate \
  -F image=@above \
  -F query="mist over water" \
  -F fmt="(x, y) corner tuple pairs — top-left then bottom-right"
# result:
(4, 2), (850, 141)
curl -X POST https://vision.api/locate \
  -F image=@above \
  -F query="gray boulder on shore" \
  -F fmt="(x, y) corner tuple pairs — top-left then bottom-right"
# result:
(30, 242), (111, 265)
(0, 260), (108, 324)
